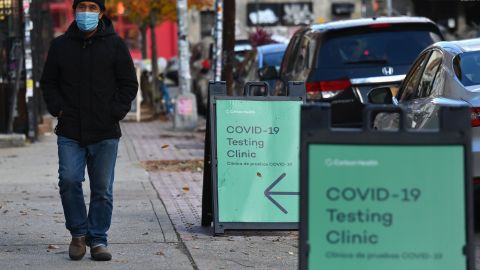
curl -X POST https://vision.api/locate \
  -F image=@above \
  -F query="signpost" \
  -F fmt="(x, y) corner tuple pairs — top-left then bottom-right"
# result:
(203, 81), (305, 234)
(299, 105), (474, 270)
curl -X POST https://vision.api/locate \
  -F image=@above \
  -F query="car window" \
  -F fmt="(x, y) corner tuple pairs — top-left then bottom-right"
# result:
(398, 52), (430, 101)
(317, 30), (441, 68)
(455, 51), (480, 86)
(416, 50), (442, 98)
(280, 31), (303, 75)
(262, 52), (284, 71)
(293, 37), (310, 74)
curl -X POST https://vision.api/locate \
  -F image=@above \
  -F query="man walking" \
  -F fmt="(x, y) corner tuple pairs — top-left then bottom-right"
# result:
(40, 0), (138, 261)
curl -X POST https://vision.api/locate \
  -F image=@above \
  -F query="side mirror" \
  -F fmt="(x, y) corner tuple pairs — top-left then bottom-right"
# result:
(258, 66), (278, 80)
(368, 87), (393, 104)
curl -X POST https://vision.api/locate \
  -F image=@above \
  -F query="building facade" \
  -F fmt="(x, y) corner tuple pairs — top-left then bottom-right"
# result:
(187, 0), (480, 44)
(48, 0), (178, 61)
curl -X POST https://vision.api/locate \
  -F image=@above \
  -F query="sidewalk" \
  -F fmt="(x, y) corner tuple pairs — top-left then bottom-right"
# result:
(122, 119), (298, 270)
(0, 118), (297, 270)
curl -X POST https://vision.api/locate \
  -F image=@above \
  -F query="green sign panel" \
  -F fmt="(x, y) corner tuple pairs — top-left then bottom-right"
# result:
(307, 144), (466, 269)
(216, 100), (302, 223)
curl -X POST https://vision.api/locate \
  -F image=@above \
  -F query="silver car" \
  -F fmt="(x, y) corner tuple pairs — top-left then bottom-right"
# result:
(368, 38), (480, 182)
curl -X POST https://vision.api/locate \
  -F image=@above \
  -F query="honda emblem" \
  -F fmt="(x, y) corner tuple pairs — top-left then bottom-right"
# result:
(382, 66), (394, 76)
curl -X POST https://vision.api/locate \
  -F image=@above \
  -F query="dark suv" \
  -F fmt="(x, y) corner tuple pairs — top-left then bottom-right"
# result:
(271, 17), (444, 126)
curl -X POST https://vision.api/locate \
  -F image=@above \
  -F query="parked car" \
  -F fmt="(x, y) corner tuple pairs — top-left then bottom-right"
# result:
(233, 43), (288, 95)
(269, 17), (444, 126)
(257, 43), (288, 90)
(367, 38), (480, 223)
(234, 39), (253, 63)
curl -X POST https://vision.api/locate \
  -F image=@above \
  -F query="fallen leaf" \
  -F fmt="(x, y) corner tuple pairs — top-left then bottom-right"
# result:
(19, 210), (27, 215)
(182, 185), (190, 192)
(139, 160), (204, 172)
(155, 251), (165, 256)
(3, 210), (8, 214)
(142, 232), (149, 235)
(48, 245), (60, 250)
(161, 144), (169, 149)
(256, 172), (262, 177)
(192, 246), (200, 249)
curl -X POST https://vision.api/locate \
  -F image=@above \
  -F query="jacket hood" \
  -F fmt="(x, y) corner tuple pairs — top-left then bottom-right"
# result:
(66, 16), (115, 40)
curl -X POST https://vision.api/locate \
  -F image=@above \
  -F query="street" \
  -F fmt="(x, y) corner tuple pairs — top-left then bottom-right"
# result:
(0, 119), (297, 270)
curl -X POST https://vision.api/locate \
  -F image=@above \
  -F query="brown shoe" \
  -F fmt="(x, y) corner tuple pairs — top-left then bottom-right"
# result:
(90, 245), (112, 261)
(69, 236), (86, 260)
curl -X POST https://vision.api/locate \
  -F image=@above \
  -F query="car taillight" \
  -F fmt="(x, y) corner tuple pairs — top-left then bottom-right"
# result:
(471, 108), (480, 127)
(306, 79), (351, 99)
(474, 177), (480, 186)
(369, 23), (391, 29)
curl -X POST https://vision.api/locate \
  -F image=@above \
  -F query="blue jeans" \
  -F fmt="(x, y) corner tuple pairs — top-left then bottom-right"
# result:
(57, 136), (119, 247)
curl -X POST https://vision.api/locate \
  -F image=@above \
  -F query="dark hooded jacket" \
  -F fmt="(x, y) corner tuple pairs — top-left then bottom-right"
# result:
(41, 16), (138, 145)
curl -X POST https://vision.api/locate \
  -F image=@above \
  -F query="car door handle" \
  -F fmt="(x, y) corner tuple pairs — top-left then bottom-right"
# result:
(412, 110), (426, 115)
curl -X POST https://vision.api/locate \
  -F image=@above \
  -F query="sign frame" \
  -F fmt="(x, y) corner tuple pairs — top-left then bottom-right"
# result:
(203, 81), (305, 234)
(299, 104), (474, 270)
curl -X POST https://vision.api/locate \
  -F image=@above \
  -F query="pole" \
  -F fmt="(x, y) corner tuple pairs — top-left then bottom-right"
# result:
(255, 0), (259, 26)
(149, 11), (159, 113)
(386, 0), (392, 16)
(174, 0), (198, 130)
(212, 0), (223, 81)
(221, 0), (235, 95)
(177, 0), (191, 96)
(23, 0), (36, 141)
(361, 0), (367, 18)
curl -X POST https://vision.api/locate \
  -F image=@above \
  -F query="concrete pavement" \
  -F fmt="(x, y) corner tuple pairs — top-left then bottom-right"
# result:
(0, 122), (192, 269)
(0, 118), (297, 270)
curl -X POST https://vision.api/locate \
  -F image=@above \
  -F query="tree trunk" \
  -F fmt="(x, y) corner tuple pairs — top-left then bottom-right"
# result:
(140, 23), (148, 59)
(221, 0), (235, 95)
(150, 12), (160, 112)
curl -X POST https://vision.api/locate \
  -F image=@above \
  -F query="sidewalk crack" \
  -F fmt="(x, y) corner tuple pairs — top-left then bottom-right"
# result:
(141, 181), (166, 242)
(147, 177), (199, 270)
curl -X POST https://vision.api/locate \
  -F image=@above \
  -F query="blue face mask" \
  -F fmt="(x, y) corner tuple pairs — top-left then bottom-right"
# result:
(75, 12), (99, 32)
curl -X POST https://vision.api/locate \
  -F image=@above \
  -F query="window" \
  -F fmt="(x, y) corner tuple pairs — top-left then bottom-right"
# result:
(317, 30), (441, 68)
(457, 51), (480, 86)
(200, 11), (214, 38)
(416, 50), (442, 98)
(281, 30), (304, 75)
(399, 52), (430, 101)
(293, 37), (310, 75)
